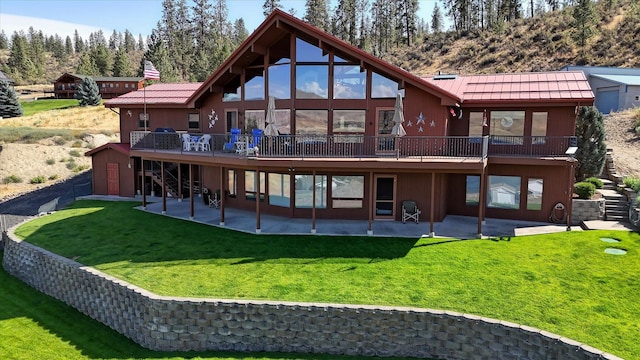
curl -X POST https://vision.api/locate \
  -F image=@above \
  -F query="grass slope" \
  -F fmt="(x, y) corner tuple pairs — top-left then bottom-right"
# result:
(20, 99), (79, 117)
(13, 200), (640, 359)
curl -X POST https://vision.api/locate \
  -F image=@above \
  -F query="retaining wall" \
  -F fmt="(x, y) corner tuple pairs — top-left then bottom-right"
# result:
(571, 198), (606, 225)
(2, 229), (622, 360)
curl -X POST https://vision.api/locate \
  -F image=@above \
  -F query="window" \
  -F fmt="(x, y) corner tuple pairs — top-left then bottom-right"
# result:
(125, 83), (129, 88)
(188, 114), (199, 130)
(138, 113), (149, 129)
(245, 110), (265, 132)
(466, 175), (480, 205)
(116, 83), (119, 88)
(245, 68), (265, 101)
(376, 109), (395, 151)
(296, 37), (328, 62)
(268, 173), (290, 207)
(333, 110), (365, 143)
(268, 62), (291, 99)
(245, 171), (265, 200)
(228, 169), (237, 196)
(371, 72), (402, 98)
(527, 178), (543, 210)
(469, 112), (485, 138)
(490, 110), (525, 144)
(332, 175), (364, 208)
(109, 83), (113, 88)
(102, 83), (106, 88)
(223, 76), (241, 102)
(226, 110), (238, 131)
(295, 174), (327, 208)
(296, 65), (328, 99)
(531, 112), (548, 144)
(295, 110), (328, 137)
(273, 109), (291, 134)
(333, 65), (366, 99)
(487, 175), (521, 209)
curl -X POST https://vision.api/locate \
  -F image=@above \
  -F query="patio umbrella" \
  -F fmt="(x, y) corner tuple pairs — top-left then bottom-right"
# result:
(264, 96), (279, 136)
(390, 93), (406, 137)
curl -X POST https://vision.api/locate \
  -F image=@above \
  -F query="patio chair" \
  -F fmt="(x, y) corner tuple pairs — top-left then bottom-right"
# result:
(208, 189), (221, 208)
(223, 128), (241, 152)
(402, 200), (421, 224)
(247, 128), (264, 155)
(181, 133), (195, 151)
(196, 134), (211, 151)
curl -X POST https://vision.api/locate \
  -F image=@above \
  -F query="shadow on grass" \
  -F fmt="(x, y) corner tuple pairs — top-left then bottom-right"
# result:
(16, 201), (419, 267)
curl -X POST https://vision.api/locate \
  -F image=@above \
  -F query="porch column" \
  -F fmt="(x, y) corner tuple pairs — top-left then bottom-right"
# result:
(566, 159), (576, 231)
(161, 161), (166, 214)
(477, 162), (487, 237)
(311, 171), (316, 234)
(429, 171), (435, 237)
(256, 167), (261, 234)
(220, 166), (225, 226)
(189, 164), (194, 220)
(367, 171), (373, 235)
(177, 162), (183, 202)
(141, 158), (147, 210)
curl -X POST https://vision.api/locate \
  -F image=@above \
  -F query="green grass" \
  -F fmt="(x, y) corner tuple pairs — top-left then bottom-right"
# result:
(13, 200), (640, 359)
(0, 126), (78, 143)
(19, 99), (78, 116)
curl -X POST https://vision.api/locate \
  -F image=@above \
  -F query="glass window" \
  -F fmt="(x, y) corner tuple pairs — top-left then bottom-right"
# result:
(228, 169), (237, 196)
(371, 72), (401, 98)
(188, 113), (199, 130)
(333, 110), (365, 143)
(295, 110), (328, 136)
(138, 113), (149, 129)
(223, 77), (241, 102)
(226, 110), (238, 130)
(245, 110), (265, 132)
(295, 174), (327, 208)
(332, 175), (364, 208)
(268, 173), (290, 207)
(274, 109), (291, 134)
(245, 68), (265, 101)
(532, 112), (548, 144)
(296, 37), (328, 62)
(466, 175), (480, 205)
(469, 112), (485, 138)
(125, 83), (129, 88)
(487, 175), (521, 209)
(245, 171), (265, 200)
(527, 178), (543, 210)
(376, 109), (395, 151)
(490, 110), (525, 144)
(296, 65), (328, 99)
(268, 63), (291, 99)
(334, 65), (366, 99)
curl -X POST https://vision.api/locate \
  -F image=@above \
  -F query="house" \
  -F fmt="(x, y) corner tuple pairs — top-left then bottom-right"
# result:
(53, 73), (145, 99)
(561, 66), (640, 114)
(0, 70), (15, 85)
(91, 10), (593, 235)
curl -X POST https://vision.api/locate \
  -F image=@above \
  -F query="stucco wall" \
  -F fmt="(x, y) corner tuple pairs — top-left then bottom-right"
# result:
(2, 229), (620, 360)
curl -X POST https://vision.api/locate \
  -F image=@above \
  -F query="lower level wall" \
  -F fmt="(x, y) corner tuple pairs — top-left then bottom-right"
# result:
(571, 198), (606, 225)
(2, 230), (620, 360)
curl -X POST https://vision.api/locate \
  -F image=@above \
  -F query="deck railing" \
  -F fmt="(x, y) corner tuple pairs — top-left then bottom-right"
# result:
(130, 131), (576, 159)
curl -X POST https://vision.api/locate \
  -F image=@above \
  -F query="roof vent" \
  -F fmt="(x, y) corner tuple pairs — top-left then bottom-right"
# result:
(433, 74), (457, 80)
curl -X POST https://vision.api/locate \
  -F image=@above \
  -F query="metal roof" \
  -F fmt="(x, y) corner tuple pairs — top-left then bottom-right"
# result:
(590, 74), (640, 86)
(423, 71), (594, 103)
(104, 83), (202, 107)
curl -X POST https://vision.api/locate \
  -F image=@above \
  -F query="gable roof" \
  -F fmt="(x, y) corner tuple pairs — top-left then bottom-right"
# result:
(187, 9), (461, 107)
(54, 72), (144, 83)
(591, 74), (640, 86)
(423, 71), (594, 104)
(85, 142), (131, 157)
(104, 83), (202, 107)
(0, 70), (14, 84)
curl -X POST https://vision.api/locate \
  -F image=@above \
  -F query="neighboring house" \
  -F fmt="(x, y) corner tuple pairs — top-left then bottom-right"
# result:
(0, 70), (15, 85)
(53, 73), (145, 99)
(91, 10), (593, 235)
(561, 66), (640, 114)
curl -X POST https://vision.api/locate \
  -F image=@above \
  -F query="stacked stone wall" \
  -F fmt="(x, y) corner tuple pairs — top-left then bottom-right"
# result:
(2, 230), (621, 360)
(571, 198), (606, 225)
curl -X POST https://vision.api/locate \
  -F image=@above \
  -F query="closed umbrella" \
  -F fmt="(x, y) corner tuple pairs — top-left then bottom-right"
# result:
(390, 93), (406, 137)
(264, 96), (279, 136)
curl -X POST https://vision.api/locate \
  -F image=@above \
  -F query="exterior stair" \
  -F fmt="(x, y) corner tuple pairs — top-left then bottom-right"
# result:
(599, 179), (629, 222)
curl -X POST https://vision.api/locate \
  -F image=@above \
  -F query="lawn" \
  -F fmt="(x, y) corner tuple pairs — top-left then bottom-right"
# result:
(19, 99), (79, 117)
(12, 200), (640, 359)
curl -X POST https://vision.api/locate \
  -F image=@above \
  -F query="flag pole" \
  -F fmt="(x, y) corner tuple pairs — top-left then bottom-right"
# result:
(143, 79), (147, 132)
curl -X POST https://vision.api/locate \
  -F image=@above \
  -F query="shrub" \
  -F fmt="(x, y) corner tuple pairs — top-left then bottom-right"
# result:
(46, 158), (55, 165)
(69, 149), (81, 157)
(53, 137), (67, 146)
(585, 177), (603, 189)
(30, 175), (46, 184)
(2, 175), (22, 184)
(574, 181), (596, 199)
(48, 174), (59, 181)
(623, 176), (640, 192)
(74, 165), (89, 173)
(71, 140), (84, 148)
(66, 160), (77, 170)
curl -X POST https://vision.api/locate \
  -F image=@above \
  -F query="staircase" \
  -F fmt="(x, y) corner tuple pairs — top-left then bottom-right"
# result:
(599, 179), (629, 222)
(150, 162), (180, 198)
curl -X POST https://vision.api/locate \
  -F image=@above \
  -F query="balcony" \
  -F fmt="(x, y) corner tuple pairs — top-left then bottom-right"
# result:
(130, 131), (576, 160)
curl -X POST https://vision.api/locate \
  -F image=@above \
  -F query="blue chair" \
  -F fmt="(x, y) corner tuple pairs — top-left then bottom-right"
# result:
(223, 128), (241, 152)
(248, 129), (263, 155)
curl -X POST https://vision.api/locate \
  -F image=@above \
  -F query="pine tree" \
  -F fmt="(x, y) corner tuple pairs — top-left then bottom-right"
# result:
(0, 81), (23, 118)
(65, 36), (74, 55)
(73, 30), (85, 53)
(304, 0), (330, 31)
(90, 43), (113, 76)
(572, 0), (597, 61)
(396, 0), (419, 46)
(575, 106), (607, 180)
(74, 76), (102, 106)
(112, 49), (133, 77)
(76, 53), (99, 76)
(123, 30), (136, 53)
(0, 31), (8, 49)
(431, 3), (443, 33)
(263, 0), (283, 17)
(7, 32), (37, 82)
(138, 34), (145, 51)
(232, 18), (249, 46)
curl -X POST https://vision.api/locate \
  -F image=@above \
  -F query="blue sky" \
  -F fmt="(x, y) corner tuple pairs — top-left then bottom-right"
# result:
(0, 0), (440, 41)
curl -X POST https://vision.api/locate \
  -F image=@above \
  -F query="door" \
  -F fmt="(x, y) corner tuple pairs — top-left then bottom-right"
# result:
(376, 108), (395, 153)
(374, 175), (396, 220)
(107, 163), (119, 195)
(595, 89), (619, 114)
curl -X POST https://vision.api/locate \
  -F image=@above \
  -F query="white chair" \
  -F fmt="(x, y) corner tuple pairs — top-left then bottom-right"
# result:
(182, 134), (195, 151)
(402, 200), (421, 224)
(196, 134), (211, 151)
(208, 190), (221, 208)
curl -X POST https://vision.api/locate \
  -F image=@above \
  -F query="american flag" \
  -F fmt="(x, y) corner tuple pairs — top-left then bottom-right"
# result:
(144, 60), (160, 80)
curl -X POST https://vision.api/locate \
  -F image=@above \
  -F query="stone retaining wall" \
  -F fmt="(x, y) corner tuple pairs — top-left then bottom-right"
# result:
(2, 229), (621, 360)
(571, 198), (606, 225)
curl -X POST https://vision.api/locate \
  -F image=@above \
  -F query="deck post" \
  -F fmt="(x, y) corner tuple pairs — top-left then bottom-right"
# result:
(566, 159), (576, 231)
(220, 166), (225, 226)
(177, 162), (182, 202)
(477, 162), (487, 238)
(189, 164), (194, 220)
(161, 161), (166, 214)
(311, 171), (316, 234)
(141, 158), (146, 210)
(256, 166), (261, 234)
(429, 171), (435, 237)
(367, 171), (373, 235)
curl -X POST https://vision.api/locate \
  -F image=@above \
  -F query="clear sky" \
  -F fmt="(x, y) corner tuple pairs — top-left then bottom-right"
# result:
(0, 0), (440, 41)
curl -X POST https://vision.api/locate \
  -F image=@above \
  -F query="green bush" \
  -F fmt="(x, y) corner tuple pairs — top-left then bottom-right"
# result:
(2, 175), (23, 184)
(585, 177), (603, 189)
(69, 149), (81, 157)
(30, 175), (46, 184)
(574, 181), (596, 199)
(74, 165), (89, 173)
(48, 174), (59, 181)
(71, 140), (83, 148)
(623, 176), (640, 192)
(46, 158), (55, 165)
(65, 160), (77, 170)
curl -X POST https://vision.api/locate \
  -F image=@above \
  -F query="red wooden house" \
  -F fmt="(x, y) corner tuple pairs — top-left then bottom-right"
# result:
(90, 10), (593, 235)
(53, 73), (145, 99)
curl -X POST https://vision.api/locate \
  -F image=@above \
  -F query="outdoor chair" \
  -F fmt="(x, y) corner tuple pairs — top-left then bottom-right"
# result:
(402, 200), (421, 224)
(182, 133), (195, 151)
(223, 128), (241, 152)
(196, 134), (211, 151)
(247, 128), (264, 155)
(208, 189), (221, 208)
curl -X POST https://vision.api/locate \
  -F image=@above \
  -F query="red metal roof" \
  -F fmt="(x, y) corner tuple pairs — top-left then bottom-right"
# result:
(104, 83), (201, 107)
(85, 142), (131, 157)
(422, 71), (594, 103)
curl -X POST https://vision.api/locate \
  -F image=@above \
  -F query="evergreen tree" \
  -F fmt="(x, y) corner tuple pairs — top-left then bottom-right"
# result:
(143, 30), (179, 82)
(0, 31), (8, 49)
(263, 0), (283, 16)
(27, 27), (45, 78)
(333, 0), (358, 44)
(0, 81), (23, 118)
(304, 0), (330, 31)
(7, 31), (37, 82)
(76, 53), (99, 76)
(112, 48), (133, 77)
(90, 43), (113, 76)
(65, 36), (74, 55)
(232, 18), (249, 46)
(192, 0), (214, 81)
(138, 34), (146, 51)
(109, 30), (120, 50)
(50, 34), (67, 61)
(73, 30), (85, 53)
(572, 0), (597, 60)
(431, 3), (443, 33)
(575, 106), (607, 180)
(210, 0), (234, 70)
(396, 0), (419, 46)
(123, 30), (136, 53)
(74, 76), (102, 106)
(371, 0), (396, 55)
